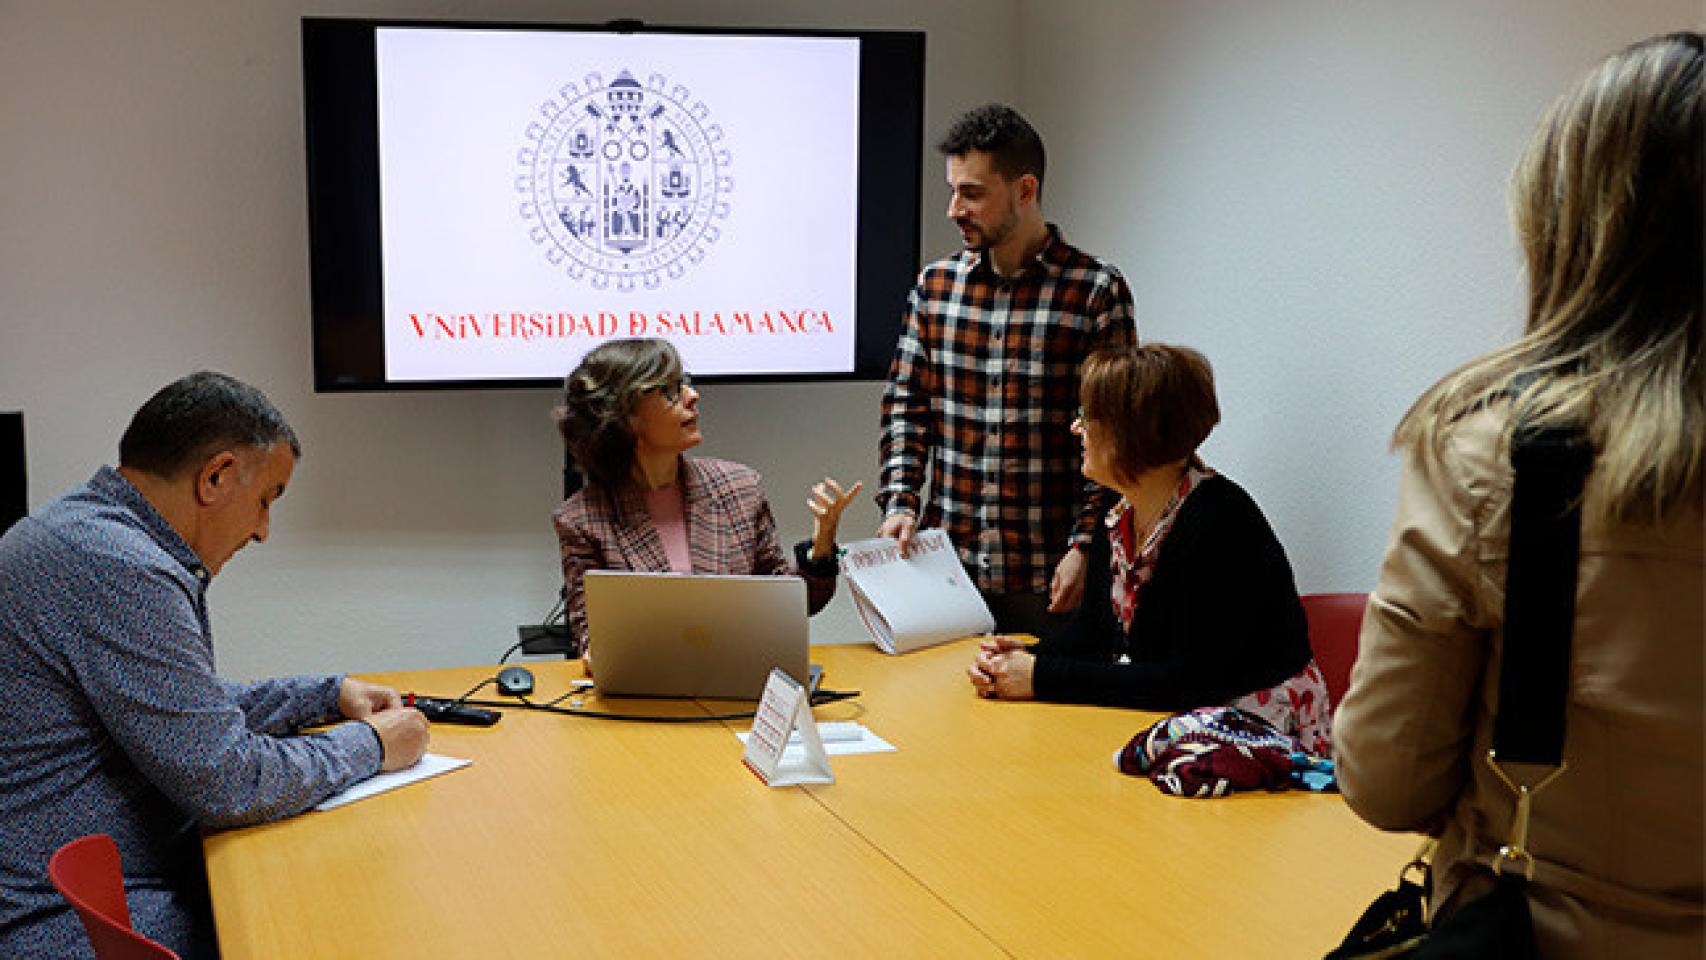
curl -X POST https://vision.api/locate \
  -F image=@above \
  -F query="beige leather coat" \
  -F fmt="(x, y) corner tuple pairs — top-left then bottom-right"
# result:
(1336, 405), (1704, 958)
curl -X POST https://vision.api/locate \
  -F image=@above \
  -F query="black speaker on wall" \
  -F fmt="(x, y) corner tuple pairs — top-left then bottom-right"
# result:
(1, 412), (24, 536)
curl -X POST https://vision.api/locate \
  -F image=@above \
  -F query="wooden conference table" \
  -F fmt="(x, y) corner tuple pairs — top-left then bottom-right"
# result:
(204, 639), (1413, 958)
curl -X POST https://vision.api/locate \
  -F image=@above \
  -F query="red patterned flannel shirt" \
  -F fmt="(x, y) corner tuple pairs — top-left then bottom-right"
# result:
(878, 225), (1137, 593)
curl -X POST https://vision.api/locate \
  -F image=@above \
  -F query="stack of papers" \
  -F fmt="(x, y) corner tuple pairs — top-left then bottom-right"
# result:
(840, 530), (994, 654)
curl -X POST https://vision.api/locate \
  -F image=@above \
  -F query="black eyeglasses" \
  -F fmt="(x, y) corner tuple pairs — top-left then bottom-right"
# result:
(642, 374), (694, 405)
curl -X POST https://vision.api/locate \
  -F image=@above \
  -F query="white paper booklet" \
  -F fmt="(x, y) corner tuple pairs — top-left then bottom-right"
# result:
(840, 529), (994, 655)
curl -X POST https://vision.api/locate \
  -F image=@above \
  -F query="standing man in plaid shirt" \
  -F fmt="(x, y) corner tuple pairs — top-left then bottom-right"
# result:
(878, 104), (1136, 640)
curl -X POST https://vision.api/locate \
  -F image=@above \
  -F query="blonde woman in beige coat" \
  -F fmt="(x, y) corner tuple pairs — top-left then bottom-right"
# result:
(1335, 31), (1703, 959)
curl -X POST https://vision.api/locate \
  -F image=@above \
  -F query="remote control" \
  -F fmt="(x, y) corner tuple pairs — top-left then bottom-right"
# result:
(405, 695), (500, 726)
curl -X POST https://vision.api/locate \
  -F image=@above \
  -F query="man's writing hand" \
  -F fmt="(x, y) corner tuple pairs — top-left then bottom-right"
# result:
(363, 708), (430, 772)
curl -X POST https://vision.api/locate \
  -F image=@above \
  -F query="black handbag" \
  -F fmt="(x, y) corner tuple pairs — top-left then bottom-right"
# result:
(1327, 419), (1592, 960)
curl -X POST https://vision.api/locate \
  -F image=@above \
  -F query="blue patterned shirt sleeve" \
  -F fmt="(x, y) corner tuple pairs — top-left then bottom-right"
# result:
(220, 674), (346, 736)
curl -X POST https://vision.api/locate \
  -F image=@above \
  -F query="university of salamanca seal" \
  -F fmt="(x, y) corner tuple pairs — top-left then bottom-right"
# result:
(518, 70), (732, 292)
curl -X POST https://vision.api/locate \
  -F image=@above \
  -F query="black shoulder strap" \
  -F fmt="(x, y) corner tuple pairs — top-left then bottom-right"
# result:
(1493, 418), (1593, 765)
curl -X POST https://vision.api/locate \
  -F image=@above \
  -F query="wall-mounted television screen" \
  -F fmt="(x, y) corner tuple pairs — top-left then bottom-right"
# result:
(302, 18), (924, 390)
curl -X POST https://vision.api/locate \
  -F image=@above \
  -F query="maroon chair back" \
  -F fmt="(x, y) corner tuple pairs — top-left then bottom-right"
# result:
(47, 834), (181, 960)
(1300, 592), (1369, 711)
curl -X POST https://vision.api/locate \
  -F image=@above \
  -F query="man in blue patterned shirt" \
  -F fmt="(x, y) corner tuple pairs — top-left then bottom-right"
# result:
(0, 372), (430, 959)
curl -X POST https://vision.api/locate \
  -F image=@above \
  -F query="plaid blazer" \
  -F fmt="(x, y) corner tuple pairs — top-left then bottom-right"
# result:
(552, 456), (835, 653)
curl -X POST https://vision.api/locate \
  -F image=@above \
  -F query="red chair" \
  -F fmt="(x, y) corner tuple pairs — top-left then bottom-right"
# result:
(47, 834), (181, 960)
(1300, 592), (1369, 712)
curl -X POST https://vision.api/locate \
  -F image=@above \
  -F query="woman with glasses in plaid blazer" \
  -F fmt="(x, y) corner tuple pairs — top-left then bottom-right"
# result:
(552, 338), (861, 660)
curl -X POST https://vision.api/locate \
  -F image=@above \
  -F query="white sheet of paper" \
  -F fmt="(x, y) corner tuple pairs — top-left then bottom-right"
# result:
(314, 753), (471, 812)
(736, 722), (896, 757)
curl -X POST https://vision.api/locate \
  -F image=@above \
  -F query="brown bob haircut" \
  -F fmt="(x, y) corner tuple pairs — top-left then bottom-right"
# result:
(1080, 344), (1220, 484)
(553, 338), (684, 490)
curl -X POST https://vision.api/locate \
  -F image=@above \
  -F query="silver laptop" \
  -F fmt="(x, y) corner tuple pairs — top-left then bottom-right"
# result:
(584, 571), (810, 699)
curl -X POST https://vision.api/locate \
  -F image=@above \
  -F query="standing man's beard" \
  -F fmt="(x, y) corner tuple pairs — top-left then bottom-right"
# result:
(958, 201), (1020, 251)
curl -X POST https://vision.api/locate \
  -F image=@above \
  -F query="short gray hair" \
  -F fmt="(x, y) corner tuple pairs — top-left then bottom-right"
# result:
(119, 372), (300, 478)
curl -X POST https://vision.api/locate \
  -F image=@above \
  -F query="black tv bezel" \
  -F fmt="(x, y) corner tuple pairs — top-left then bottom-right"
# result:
(302, 16), (925, 392)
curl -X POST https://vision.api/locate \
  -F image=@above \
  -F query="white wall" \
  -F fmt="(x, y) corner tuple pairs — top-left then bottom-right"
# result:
(2, 0), (1694, 679)
(1015, 0), (1698, 595)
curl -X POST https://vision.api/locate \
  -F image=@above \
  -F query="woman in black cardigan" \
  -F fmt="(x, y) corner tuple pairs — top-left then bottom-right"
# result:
(967, 344), (1331, 753)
